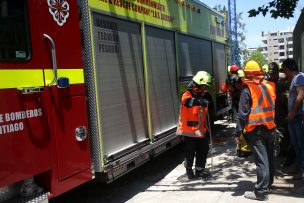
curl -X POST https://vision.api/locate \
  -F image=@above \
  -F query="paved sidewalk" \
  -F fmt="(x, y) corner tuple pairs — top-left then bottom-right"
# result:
(127, 121), (304, 203)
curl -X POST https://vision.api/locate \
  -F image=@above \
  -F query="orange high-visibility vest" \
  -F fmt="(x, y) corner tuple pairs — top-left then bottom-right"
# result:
(176, 90), (208, 138)
(245, 80), (276, 132)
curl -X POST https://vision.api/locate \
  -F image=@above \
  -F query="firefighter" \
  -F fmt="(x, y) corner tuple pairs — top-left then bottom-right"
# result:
(234, 60), (276, 201)
(226, 65), (241, 120)
(224, 66), (251, 160)
(176, 71), (212, 180)
(230, 64), (239, 75)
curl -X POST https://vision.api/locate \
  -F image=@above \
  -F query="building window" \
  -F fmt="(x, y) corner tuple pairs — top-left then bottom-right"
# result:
(271, 33), (277, 36)
(278, 38), (284, 43)
(279, 52), (285, 56)
(279, 45), (284, 49)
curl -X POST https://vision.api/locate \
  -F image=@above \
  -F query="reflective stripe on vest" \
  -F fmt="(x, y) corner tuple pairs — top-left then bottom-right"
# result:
(176, 91), (208, 138)
(245, 81), (276, 132)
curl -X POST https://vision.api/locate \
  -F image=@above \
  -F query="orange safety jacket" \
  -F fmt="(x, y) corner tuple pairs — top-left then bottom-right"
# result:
(245, 80), (276, 132)
(176, 90), (208, 138)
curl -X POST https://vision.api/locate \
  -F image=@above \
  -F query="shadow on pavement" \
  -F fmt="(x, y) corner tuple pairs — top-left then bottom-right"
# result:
(50, 144), (185, 203)
(51, 119), (304, 202)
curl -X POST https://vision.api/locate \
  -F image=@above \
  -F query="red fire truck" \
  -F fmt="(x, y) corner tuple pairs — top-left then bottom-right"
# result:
(0, 0), (229, 202)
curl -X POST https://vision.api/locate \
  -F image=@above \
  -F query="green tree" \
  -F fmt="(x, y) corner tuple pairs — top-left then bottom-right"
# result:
(246, 50), (267, 67)
(248, 0), (299, 19)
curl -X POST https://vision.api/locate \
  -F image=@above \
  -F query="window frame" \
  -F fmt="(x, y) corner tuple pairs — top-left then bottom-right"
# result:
(0, 0), (32, 62)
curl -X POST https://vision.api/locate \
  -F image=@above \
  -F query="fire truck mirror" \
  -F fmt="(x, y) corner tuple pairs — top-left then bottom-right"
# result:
(75, 126), (87, 142)
(57, 77), (70, 88)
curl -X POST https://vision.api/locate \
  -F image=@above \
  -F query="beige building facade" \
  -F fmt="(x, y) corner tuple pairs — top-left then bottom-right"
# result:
(261, 28), (294, 64)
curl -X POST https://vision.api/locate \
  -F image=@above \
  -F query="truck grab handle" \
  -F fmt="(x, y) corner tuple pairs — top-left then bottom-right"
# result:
(43, 34), (58, 86)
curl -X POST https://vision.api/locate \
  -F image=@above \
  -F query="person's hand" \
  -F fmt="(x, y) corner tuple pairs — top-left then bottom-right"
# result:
(197, 98), (208, 107)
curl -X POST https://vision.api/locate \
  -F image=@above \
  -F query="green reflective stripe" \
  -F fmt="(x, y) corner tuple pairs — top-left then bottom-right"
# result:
(247, 116), (274, 124)
(44, 69), (84, 86)
(0, 69), (44, 89)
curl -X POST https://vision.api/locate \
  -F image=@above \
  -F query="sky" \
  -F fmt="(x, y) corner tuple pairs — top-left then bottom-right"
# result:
(200, 0), (304, 48)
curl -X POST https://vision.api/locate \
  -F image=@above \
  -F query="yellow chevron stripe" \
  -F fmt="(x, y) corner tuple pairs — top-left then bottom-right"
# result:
(0, 69), (44, 89)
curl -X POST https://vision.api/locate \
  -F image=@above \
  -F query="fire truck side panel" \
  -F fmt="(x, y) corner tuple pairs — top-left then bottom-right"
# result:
(90, 13), (150, 161)
(34, 0), (92, 197)
(84, 0), (228, 180)
(53, 92), (91, 180)
(145, 26), (179, 140)
(0, 0), (52, 188)
(0, 90), (51, 188)
(39, 85), (92, 198)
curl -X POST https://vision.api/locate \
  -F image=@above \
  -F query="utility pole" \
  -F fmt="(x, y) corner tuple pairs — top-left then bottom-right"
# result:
(228, 0), (239, 66)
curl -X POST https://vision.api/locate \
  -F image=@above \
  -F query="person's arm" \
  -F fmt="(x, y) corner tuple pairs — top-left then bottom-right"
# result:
(182, 91), (193, 108)
(235, 87), (252, 137)
(287, 81), (304, 120)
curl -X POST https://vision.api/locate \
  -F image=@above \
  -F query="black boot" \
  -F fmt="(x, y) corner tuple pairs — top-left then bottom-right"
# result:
(195, 169), (212, 179)
(186, 169), (195, 179)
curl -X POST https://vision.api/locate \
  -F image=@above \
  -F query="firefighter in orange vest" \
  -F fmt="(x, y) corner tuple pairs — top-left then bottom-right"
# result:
(176, 71), (212, 180)
(234, 60), (276, 201)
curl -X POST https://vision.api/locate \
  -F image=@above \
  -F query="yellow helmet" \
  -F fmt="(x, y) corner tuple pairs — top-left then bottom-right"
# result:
(244, 60), (262, 76)
(192, 71), (212, 86)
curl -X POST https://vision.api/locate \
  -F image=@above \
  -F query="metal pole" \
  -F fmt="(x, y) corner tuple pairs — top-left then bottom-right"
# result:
(206, 105), (214, 173)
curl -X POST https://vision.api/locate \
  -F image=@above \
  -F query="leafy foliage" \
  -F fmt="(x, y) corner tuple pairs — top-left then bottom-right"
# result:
(248, 0), (299, 19)
(247, 50), (267, 67)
